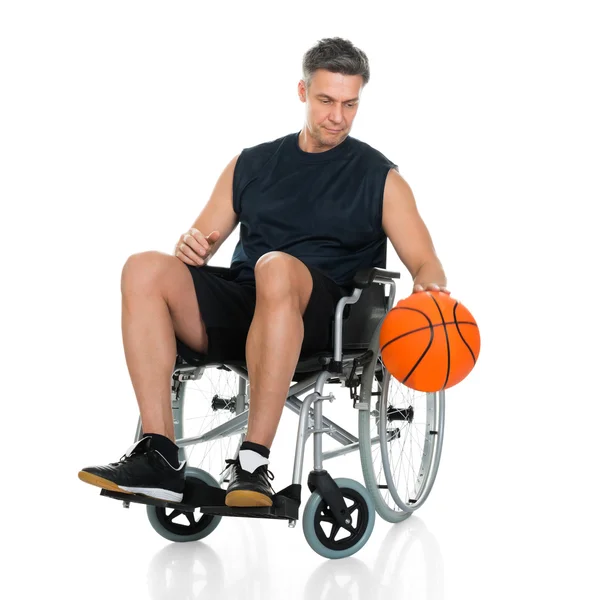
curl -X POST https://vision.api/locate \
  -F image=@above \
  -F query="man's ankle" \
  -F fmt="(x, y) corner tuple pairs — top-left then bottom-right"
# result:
(143, 432), (180, 468)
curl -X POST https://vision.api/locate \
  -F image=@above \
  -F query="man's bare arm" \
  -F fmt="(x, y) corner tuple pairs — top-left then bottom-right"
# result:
(175, 155), (240, 266)
(381, 169), (448, 292)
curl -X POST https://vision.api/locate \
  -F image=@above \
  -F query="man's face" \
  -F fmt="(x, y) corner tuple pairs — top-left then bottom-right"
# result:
(298, 69), (363, 148)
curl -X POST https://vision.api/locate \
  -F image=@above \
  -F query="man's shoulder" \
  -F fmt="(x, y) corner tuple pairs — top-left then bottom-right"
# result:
(348, 135), (399, 172)
(233, 133), (295, 184)
(241, 132), (294, 157)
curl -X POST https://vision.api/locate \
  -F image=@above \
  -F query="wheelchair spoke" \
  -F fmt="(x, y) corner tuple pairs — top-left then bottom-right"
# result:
(320, 508), (357, 540)
(166, 509), (182, 523)
(396, 418), (417, 499)
(329, 522), (340, 541)
(319, 509), (333, 523)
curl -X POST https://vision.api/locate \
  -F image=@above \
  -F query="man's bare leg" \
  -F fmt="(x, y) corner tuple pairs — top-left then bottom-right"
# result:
(120, 251), (209, 441)
(78, 251), (208, 497)
(244, 252), (314, 449)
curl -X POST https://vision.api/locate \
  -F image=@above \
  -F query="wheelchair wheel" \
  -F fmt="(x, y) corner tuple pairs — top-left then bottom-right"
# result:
(358, 324), (445, 521)
(146, 467), (222, 542)
(302, 478), (375, 559)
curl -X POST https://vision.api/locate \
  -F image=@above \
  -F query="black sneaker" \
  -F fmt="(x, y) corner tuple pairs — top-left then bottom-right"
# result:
(223, 457), (276, 507)
(78, 436), (186, 502)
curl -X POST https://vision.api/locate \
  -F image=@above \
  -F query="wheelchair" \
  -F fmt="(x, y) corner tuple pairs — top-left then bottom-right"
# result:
(100, 265), (446, 559)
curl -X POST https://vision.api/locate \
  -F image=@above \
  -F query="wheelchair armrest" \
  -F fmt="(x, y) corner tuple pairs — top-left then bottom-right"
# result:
(352, 267), (400, 289)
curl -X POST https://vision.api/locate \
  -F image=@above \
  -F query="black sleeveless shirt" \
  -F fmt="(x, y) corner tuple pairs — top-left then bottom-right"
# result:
(229, 131), (398, 290)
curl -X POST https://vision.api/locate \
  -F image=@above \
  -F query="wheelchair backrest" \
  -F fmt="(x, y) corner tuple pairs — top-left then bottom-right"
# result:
(335, 283), (389, 350)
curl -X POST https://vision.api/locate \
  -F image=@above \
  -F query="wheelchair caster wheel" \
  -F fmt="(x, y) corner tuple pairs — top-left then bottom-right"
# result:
(303, 477), (375, 559)
(147, 467), (222, 542)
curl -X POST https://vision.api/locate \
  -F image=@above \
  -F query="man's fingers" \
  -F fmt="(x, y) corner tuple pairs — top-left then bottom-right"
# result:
(174, 227), (217, 268)
(177, 242), (204, 266)
(206, 230), (221, 243)
(188, 228), (211, 254)
(174, 245), (198, 266)
(176, 252), (198, 267)
(413, 283), (450, 295)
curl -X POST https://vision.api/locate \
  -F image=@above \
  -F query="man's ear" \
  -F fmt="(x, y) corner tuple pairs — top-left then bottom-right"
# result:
(297, 80), (307, 103)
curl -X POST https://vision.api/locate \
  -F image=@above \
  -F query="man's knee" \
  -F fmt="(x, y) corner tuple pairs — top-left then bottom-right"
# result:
(121, 251), (175, 295)
(254, 252), (313, 311)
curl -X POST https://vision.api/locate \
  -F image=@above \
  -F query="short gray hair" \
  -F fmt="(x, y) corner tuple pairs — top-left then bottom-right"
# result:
(302, 37), (370, 89)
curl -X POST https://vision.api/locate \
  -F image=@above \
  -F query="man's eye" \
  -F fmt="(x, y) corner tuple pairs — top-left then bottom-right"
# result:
(321, 100), (330, 104)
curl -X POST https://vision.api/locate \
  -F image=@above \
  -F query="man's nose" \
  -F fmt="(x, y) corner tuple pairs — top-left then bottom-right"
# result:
(329, 105), (343, 123)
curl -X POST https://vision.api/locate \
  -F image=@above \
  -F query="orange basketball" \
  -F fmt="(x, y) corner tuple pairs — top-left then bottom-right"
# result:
(379, 291), (480, 392)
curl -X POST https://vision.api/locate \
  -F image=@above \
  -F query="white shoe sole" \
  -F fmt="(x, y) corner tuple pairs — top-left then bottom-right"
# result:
(119, 486), (183, 503)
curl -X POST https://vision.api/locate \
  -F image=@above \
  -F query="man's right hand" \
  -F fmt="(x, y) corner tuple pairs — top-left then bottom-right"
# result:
(174, 228), (221, 267)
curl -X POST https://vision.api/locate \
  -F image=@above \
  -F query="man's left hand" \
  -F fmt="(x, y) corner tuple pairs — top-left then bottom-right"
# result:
(413, 283), (450, 294)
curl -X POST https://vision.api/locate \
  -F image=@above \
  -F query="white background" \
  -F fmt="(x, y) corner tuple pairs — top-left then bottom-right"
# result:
(1, 1), (590, 598)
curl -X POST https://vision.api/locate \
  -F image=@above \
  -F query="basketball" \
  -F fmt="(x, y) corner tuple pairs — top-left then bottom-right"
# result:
(379, 291), (480, 392)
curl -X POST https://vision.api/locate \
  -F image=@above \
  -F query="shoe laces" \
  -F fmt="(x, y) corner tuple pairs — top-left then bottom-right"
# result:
(221, 458), (275, 482)
(118, 438), (150, 463)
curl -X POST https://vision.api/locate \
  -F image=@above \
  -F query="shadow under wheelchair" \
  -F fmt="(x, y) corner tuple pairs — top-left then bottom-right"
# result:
(99, 266), (447, 559)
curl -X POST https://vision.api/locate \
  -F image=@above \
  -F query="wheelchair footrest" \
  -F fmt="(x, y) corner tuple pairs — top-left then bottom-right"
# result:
(201, 488), (300, 521)
(99, 482), (301, 521)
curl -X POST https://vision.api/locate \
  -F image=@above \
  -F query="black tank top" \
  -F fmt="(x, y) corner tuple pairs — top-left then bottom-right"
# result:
(229, 131), (398, 290)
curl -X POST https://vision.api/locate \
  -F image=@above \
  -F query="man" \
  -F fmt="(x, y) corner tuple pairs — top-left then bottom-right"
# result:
(79, 37), (448, 508)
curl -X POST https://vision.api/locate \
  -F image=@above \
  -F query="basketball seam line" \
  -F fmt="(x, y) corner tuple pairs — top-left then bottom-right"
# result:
(453, 303), (476, 364)
(384, 305), (436, 386)
(401, 325), (434, 386)
(380, 320), (477, 348)
(429, 294), (451, 388)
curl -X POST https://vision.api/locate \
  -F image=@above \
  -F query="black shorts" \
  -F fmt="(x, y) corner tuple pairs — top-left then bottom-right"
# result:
(175, 263), (349, 363)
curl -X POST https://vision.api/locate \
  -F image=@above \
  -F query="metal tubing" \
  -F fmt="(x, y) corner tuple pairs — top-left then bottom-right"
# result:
(333, 288), (363, 360)
(175, 410), (248, 447)
(292, 391), (317, 487)
(285, 396), (358, 446)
